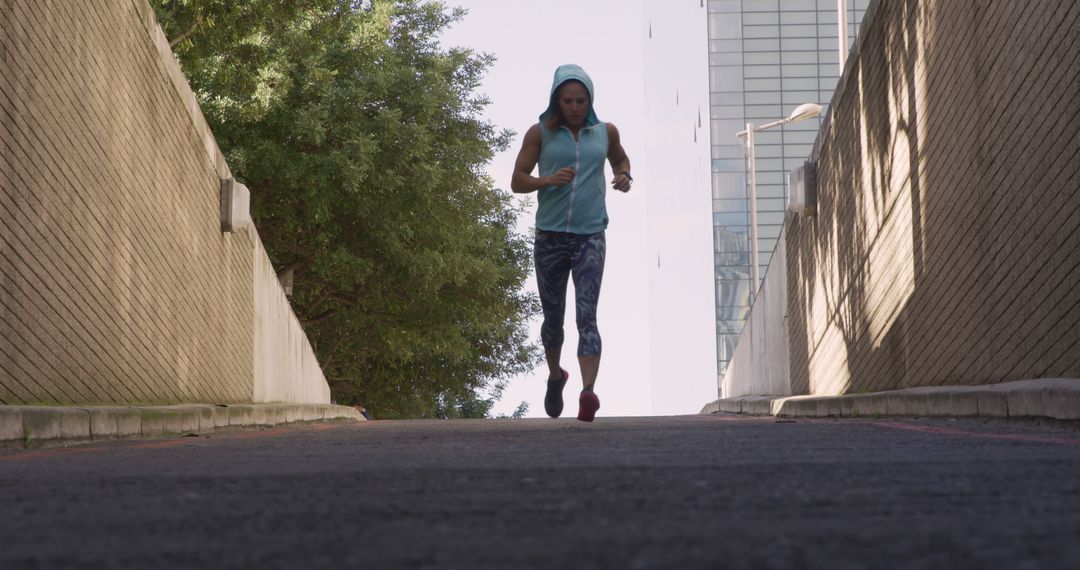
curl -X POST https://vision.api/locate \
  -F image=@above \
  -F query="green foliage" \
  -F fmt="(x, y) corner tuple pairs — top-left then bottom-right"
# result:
(151, 0), (540, 418)
(500, 401), (530, 420)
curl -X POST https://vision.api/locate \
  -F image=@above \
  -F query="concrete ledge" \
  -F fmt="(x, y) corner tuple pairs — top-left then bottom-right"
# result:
(228, 405), (254, 427)
(977, 389), (1009, 418)
(21, 408), (91, 441)
(0, 404), (365, 447)
(702, 378), (1080, 422)
(0, 407), (24, 442)
(777, 396), (818, 418)
(743, 397), (774, 416)
(87, 407), (142, 439)
(177, 406), (202, 433)
(197, 407), (216, 432)
(1042, 379), (1080, 420)
(139, 407), (175, 436)
(212, 406), (230, 428)
(265, 405), (287, 425)
(716, 399), (742, 414)
(839, 394), (878, 417)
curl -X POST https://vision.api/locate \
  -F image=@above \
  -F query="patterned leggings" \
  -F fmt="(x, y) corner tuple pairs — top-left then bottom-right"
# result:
(534, 230), (606, 357)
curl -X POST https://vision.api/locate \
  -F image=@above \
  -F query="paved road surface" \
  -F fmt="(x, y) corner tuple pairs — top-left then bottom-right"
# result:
(3, 415), (1080, 569)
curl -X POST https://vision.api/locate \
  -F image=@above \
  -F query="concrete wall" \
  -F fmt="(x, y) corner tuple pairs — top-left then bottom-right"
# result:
(0, 0), (329, 405)
(721, 0), (1080, 398)
(721, 232), (790, 398)
(253, 233), (330, 404)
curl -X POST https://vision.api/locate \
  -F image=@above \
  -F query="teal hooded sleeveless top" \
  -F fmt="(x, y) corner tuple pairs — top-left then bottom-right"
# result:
(536, 65), (609, 235)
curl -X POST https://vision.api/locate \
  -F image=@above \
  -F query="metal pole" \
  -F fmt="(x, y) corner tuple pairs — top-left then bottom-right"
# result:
(746, 122), (759, 295)
(838, 0), (849, 72)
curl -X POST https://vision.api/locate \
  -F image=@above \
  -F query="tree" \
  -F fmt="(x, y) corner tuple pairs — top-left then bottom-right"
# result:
(151, 0), (540, 418)
(501, 401), (530, 420)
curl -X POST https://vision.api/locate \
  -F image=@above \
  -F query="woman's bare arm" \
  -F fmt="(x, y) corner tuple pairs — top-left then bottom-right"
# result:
(606, 123), (632, 192)
(511, 124), (575, 193)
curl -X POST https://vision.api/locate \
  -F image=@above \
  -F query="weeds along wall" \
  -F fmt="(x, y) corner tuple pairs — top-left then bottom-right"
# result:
(785, 0), (1080, 395)
(0, 0), (329, 404)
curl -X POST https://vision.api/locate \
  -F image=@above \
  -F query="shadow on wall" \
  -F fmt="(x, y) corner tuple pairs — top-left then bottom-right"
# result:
(788, 0), (927, 396)
(787, 0), (1080, 396)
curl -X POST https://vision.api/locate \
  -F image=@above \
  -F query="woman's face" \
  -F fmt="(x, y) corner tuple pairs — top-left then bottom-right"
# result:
(557, 81), (590, 128)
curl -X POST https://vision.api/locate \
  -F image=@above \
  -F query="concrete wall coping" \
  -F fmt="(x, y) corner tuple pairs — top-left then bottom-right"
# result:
(0, 403), (365, 448)
(129, 0), (231, 181)
(701, 378), (1080, 422)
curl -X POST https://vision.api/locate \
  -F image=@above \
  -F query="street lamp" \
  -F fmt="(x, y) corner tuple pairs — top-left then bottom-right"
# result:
(838, 0), (849, 69)
(736, 102), (823, 295)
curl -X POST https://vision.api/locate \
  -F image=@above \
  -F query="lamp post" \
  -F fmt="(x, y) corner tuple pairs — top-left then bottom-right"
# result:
(737, 102), (823, 295)
(838, 0), (849, 69)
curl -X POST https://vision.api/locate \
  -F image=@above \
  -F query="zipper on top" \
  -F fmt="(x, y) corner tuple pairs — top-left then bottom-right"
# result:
(563, 126), (582, 232)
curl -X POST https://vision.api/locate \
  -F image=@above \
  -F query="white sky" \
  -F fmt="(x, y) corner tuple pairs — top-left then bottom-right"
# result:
(439, 0), (717, 418)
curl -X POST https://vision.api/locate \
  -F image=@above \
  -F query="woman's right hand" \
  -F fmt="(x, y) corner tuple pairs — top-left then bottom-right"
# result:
(544, 167), (576, 187)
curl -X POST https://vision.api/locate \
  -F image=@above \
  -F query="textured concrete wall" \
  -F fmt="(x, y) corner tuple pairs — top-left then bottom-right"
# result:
(785, 0), (1080, 395)
(0, 0), (329, 405)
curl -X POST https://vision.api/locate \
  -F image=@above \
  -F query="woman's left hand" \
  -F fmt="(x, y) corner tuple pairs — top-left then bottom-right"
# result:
(611, 173), (632, 193)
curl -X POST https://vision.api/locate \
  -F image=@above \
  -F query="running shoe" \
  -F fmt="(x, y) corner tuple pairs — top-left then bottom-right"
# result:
(577, 390), (600, 422)
(544, 369), (569, 418)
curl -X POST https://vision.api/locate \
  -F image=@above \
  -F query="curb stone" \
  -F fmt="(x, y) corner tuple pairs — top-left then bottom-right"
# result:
(265, 406), (285, 426)
(700, 378), (1080, 422)
(0, 403), (364, 447)
(212, 405), (230, 428)
(0, 407), (24, 441)
(178, 406), (202, 433)
(87, 407), (142, 438)
(700, 401), (721, 415)
(228, 405), (254, 427)
(1043, 380), (1080, 420)
(196, 407), (215, 432)
(977, 389), (1009, 417)
(252, 405), (268, 426)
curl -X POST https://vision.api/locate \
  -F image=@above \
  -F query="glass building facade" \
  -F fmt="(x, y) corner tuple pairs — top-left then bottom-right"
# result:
(706, 0), (869, 386)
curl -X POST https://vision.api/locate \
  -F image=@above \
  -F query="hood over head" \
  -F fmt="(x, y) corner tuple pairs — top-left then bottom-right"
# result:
(539, 64), (600, 127)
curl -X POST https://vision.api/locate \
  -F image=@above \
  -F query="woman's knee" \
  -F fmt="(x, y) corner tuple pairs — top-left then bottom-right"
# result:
(541, 327), (565, 349)
(577, 330), (602, 357)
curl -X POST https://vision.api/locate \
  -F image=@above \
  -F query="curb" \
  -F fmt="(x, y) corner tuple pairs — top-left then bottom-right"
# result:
(699, 378), (1080, 421)
(0, 403), (365, 447)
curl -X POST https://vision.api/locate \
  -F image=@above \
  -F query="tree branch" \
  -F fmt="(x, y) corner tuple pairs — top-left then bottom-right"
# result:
(301, 308), (341, 326)
(169, 12), (204, 49)
(331, 292), (358, 305)
(301, 290), (334, 316)
(319, 333), (352, 372)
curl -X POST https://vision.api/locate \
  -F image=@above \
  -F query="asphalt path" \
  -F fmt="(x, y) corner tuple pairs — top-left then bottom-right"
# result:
(3, 414), (1080, 569)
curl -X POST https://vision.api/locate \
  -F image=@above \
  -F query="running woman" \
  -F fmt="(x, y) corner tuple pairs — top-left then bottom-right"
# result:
(510, 64), (632, 422)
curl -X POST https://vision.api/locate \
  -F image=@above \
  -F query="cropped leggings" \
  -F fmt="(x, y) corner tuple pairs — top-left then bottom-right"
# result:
(534, 230), (606, 357)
